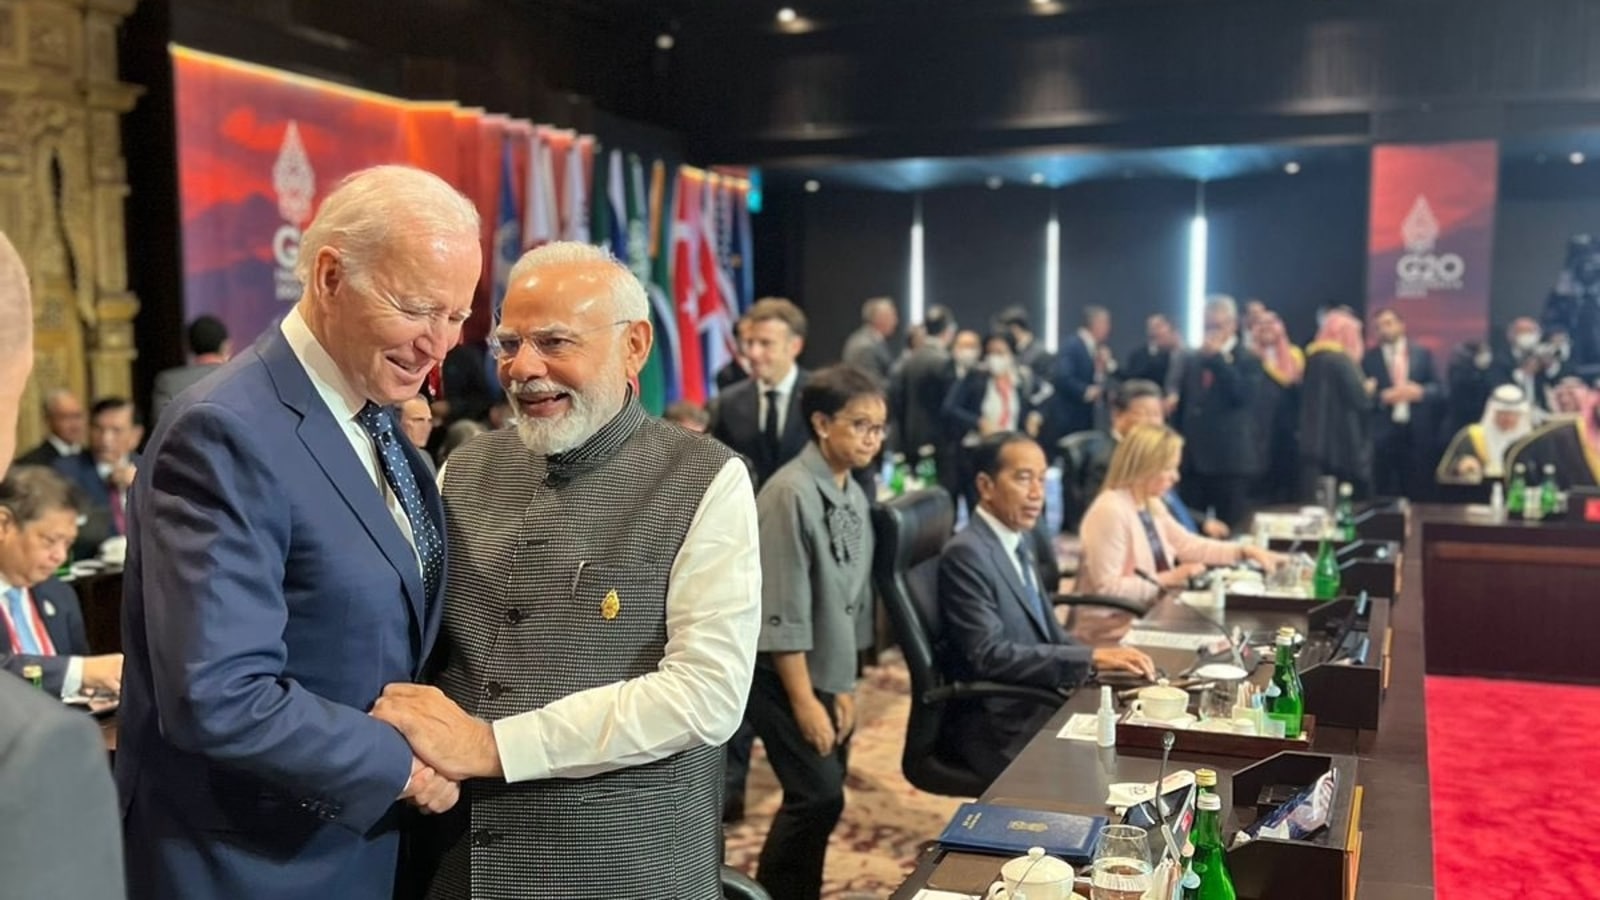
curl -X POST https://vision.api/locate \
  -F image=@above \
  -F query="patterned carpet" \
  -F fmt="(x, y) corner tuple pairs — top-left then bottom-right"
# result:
(724, 652), (968, 898)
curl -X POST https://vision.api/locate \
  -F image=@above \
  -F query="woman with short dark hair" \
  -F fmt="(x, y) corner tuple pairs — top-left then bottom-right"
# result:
(746, 364), (884, 900)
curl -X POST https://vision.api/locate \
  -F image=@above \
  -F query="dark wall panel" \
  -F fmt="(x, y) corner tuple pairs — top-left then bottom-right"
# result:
(1205, 164), (1369, 346)
(795, 190), (912, 368)
(1057, 179), (1194, 362)
(1491, 163), (1600, 336)
(922, 187), (1053, 341)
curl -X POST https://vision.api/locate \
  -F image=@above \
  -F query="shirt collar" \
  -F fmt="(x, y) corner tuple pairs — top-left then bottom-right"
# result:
(1220, 334), (1239, 356)
(281, 306), (369, 424)
(0, 572), (20, 594)
(795, 441), (854, 505)
(47, 436), (79, 457)
(1078, 328), (1098, 354)
(975, 504), (1022, 555)
(759, 365), (800, 396)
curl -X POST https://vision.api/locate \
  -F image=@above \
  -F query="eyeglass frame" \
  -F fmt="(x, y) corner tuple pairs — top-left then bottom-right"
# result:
(487, 319), (634, 361)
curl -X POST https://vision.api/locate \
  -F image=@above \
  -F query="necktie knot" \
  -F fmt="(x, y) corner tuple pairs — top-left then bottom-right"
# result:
(356, 403), (395, 440)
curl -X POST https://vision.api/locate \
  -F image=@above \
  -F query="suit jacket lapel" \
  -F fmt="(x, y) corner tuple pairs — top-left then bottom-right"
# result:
(35, 584), (71, 652)
(259, 332), (428, 636)
(972, 515), (1052, 642)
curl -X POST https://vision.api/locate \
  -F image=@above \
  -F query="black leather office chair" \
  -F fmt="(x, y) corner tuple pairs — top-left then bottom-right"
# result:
(872, 488), (1067, 797)
(1057, 430), (1106, 534)
(721, 865), (771, 900)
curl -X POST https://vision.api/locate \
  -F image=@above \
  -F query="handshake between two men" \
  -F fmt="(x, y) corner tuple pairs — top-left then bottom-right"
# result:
(375, 683), (504, 815)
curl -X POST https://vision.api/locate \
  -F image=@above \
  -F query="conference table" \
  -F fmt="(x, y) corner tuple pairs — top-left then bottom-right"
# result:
(892, 504), (1434, 900)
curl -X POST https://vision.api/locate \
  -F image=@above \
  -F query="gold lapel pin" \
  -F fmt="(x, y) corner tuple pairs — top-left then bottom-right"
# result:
(601, 588), (621, 620)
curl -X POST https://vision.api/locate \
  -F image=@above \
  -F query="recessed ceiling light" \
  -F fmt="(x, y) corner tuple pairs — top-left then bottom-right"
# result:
(804, 179), (820, 193)
(1571, 152), (1586, 166)
(655, 33), (675, 50)
(1029, 172), (1046, 185)
(777, 7), (797, 23)
(986, 176), (1003, 190)
(1284, 161), (1301, 175)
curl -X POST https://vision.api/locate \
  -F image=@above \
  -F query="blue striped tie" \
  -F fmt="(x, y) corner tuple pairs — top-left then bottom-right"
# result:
(356, 403), (443, 604)
(5, 587), (43, 654)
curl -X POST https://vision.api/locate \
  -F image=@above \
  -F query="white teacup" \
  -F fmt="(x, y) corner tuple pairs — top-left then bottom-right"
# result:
(98, 535), (128, 565)
(986, 847), (1083, 900)
(1131, 684), (1189, 722)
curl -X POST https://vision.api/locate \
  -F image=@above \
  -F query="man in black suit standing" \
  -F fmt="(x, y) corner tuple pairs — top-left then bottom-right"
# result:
(16, 388), (87, 468)
(0, 230), (126, 900)
(1363, 308), (1441, 499)
(707, 295), (811, 822)
(937, 433), (1155, 787)
(710, 297), (811, 490)
(841, 296), (898, 384)
(1174, 295), (1265, 529)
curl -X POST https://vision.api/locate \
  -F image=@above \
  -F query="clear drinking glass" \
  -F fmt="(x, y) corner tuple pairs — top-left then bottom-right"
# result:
(1091, 824), (1152, 900)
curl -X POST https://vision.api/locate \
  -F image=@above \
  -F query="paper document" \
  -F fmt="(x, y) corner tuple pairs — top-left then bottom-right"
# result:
(912, 892), (980, 900)
(1124, 629), (1217, 651)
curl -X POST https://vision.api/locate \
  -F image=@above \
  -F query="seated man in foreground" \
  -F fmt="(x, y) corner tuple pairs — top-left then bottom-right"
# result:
(937, 432), (1156, 787)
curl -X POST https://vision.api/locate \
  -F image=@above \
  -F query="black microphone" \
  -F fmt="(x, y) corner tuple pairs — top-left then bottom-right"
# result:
(1149, 731), (1182, 863)
(1136, 569), (1250, 671)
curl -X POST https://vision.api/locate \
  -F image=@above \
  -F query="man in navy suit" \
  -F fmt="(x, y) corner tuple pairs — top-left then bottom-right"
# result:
(937, 433), (1155, 787)
(1362, 308), (1441, 500)
(53, 396), (141, 560)
(0, 465), (124, 696)
(116, 166), (478, 900)
(709, 296), (812, 490)
(1053, 305), (1114, 441)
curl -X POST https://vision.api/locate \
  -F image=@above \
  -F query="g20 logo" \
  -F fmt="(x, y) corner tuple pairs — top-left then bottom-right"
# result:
(1396, 252), (1464, 297)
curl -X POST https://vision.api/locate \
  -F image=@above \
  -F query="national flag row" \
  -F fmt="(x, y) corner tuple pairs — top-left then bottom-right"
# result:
(481, 123), (754, 415)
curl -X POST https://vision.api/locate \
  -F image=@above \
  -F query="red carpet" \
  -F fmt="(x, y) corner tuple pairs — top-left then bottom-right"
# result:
(1426, 676), (1600, 899)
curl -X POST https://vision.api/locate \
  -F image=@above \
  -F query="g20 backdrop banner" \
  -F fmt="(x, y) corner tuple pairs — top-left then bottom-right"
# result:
(1366, 140), (1499, 357)
(172, 45), (752, 413)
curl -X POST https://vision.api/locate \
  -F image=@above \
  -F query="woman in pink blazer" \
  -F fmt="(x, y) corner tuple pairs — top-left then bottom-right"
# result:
(1078, 424), (1280, 605)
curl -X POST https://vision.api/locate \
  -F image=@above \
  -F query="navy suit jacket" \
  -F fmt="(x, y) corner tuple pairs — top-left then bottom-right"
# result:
(1052, 334), (1099, 437)
(937, 514), (1089, 784)
(1361, 342), (1441, 441)
(0, 578), (90, 696)
(941, 367), (1035, 440)
(115, 327), (446, 900)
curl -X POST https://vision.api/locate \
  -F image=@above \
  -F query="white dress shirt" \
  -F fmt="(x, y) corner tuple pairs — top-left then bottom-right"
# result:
(47, 436), (80, 458)
(1383, 339), (1412, 424)
(974, 505), (1032, 592)
(0, 574), (83, 698)
(490, 457), (762, 783)
(280, 309), (420, 568)
(756, 364), (800, 436)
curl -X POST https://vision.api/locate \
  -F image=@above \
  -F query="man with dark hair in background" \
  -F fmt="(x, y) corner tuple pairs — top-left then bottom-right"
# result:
(151, 315), (231, 427)
(716, 315), (755, 390)
(0, 230), (127, 900)
(1362, 308), (1441, 499)
(1053, 306), (1114, 443)
(16, 388), (87, 468)
(54, 396), (143, 560)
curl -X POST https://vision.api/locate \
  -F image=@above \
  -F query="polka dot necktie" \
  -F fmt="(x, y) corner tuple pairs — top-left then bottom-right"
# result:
(356, 403), (443, 604)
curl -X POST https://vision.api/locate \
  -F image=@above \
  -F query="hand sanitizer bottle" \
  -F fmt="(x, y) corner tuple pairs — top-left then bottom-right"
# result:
(1097, 685), (1118, 748)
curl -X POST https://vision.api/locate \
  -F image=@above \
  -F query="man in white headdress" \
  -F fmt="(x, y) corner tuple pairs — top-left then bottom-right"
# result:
(1438, 384), (1533, 483)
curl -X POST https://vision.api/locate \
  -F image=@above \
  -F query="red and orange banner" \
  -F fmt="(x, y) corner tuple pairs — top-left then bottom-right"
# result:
(1366, 141), (1499, 357)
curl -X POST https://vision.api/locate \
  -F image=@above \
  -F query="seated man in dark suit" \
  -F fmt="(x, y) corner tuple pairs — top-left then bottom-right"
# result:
(0, 465), (123, 698)
(53, 396), (142, 561)
(15, 388), (87, 468)
(938, 432), (1155, 787)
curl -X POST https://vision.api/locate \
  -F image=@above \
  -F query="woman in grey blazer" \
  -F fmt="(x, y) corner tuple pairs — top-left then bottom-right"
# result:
(746, 364), (884, 900)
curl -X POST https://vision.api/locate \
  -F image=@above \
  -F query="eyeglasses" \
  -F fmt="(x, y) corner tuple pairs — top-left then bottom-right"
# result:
(832, 416), (886, 439)
(488, 320), (631, 361)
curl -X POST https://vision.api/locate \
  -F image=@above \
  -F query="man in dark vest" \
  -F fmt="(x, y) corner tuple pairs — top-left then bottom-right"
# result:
(373, 242), (762, 900)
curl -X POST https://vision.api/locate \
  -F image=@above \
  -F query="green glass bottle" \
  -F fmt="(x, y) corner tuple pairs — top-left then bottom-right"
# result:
(888, 453), (907, 496)
(1335, 482), (1356, 541)
(1194, 767), (1218, 799)
(1266, 627), (1305, 738)
(914, 445), (938, 487)
(1312, 539), (1341, 600)
(1540, 464), (1560, 518)
(22, 664), (45, 691)
(1506, 463), (1527, 518)
(1188, 793), (1237, 900)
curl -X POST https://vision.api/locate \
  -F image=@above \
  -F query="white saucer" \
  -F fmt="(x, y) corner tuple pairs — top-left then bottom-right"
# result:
(1127, 711), (1198, 729)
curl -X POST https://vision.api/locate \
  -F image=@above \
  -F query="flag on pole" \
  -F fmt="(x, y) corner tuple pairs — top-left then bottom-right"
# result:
(562, 136), (592, 242)
(672, 167), (707, 405)
(490, 134), (522, 323)
(697, 174), (739, 399)
(524, 128), (559, 250)
(644, 158), (679, 411)
(733, 181), (755, 313)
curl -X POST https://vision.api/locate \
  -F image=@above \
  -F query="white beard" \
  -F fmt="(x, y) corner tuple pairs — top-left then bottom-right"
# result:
(508, 369), (628, 456)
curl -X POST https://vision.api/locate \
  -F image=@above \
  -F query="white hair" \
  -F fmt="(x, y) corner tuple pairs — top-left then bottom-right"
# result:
(861, 296), (895, 323)
(1205, 294), (1238, 320)
(293, 165), (480, 288)
(503, 241), (648, 322)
